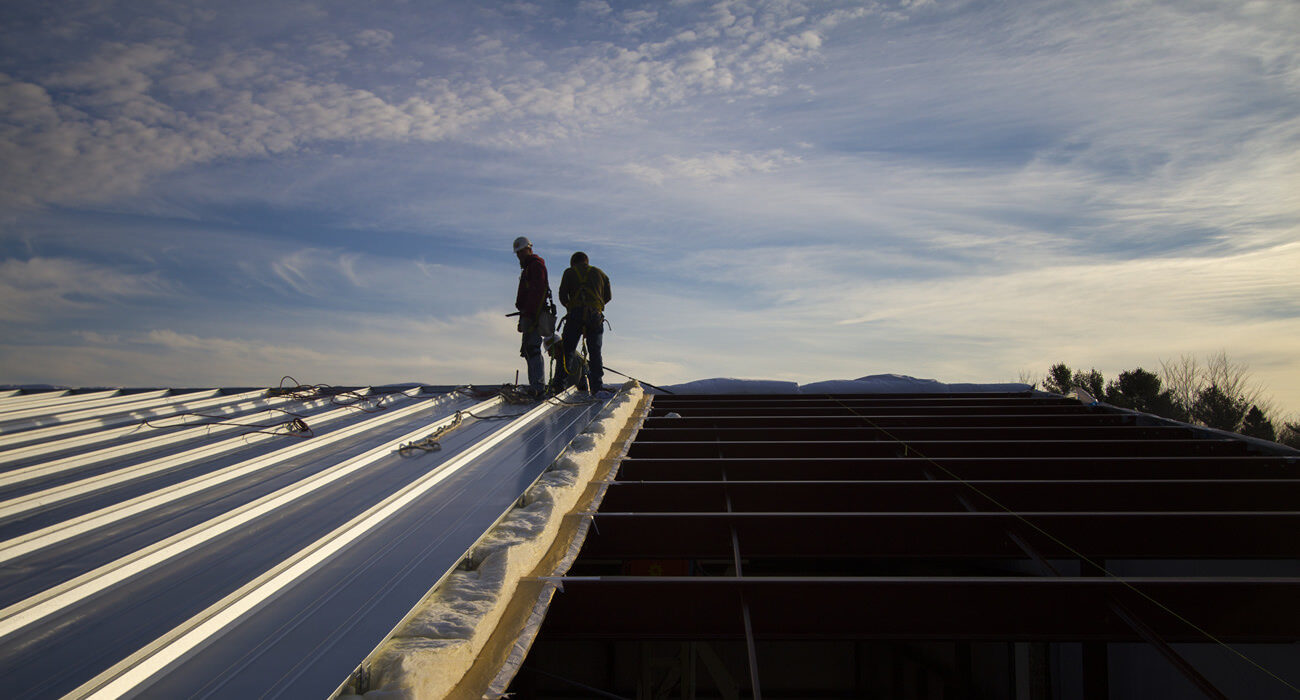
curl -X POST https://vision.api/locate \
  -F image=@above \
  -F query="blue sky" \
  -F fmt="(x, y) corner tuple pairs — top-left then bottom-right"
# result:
(2, 0), (1298, 412)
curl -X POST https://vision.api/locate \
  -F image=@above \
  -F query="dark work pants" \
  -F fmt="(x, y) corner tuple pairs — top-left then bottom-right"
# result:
(562, 307), (604, 391)
(519, 322), (544, 392)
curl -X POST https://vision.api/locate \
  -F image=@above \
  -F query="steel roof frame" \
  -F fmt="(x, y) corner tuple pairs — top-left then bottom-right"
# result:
(519, 391), (1300, 699)
(536, 576), (1300, 642)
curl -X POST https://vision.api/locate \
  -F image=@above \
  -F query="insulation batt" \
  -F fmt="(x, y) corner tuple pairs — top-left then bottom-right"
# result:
(340, 382), (644, 700)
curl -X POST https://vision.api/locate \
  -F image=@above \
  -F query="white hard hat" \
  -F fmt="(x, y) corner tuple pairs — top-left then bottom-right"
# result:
(512, 236), (532, 253)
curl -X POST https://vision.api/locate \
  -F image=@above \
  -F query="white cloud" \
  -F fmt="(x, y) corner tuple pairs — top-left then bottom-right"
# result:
(308, 38), (351, 58)
(4, 0), (1299, 412)
(0, 257), (173, 322)
(207, 244), (515, 320)
(0, 2), (864, 210)
(832, 244), (1300, 333)
(833, 243), (1300, 410)
(619, 9), (658, 34)
(679, 47), (716, 75)
(503, 2), (543, 17)
(44, 41), (175, 105)
(242, 248), (401, 298)
(578, 1), (612, 17)
(355, 29), (395, 49)
(616, 149), (801, 184)
(613, 162), (668, 186)
(1, 310), (525, 388)
(603, 240), (1300, 409)
(0, 45), (476, 208)
(671, 149), (801, 179)
(0, 75), (59, 125)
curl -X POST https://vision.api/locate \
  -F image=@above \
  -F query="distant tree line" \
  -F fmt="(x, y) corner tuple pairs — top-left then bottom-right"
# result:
(1029, 352), (1300, 449)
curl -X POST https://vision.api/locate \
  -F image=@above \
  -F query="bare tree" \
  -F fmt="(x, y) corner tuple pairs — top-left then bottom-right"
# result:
(1159, 351), (1281, 437)
(1045, 354), (1289, 443)
(1160, 354), (1200, 416)
(1203, 351), (1272, 415)
(1017, 370), (1041, 390)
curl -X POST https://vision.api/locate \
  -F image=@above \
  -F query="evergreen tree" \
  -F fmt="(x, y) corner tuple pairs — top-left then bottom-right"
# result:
(1280, 422), (1300, 450)
(1104, 368), (1184, 420)
(1039, 355), (1289, 441)
(1074, 368), (1105, 399)
(1105, 368), (1160, 407)
(1042, 363), (1104, 399)
(1192, 384), (1249, 432)
(1240, 406), (1276, 442)
(1043, 363), (1074, 395)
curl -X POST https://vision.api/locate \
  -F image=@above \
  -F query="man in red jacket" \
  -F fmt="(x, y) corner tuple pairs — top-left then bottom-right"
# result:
(513, 236), (549, 395)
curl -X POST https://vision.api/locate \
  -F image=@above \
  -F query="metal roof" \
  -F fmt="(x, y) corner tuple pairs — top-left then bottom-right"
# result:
(515, 391), (1300, 699)
(0, 384), (610, 698)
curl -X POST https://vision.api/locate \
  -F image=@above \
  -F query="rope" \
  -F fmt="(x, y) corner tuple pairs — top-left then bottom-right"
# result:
(140, 410), (314, 439)
(828, 396), (1300, 695)
(455, 384), (607, 423)
(268, 376), (389, 413)
(137, 377), (407, 440)
(397, 383), (608, 458)
(601, 365), (674, 394)
(398, 411), (465, 455)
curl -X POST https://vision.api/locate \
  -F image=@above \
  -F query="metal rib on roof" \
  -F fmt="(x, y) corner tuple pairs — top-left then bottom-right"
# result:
(0, 384), (612, 698)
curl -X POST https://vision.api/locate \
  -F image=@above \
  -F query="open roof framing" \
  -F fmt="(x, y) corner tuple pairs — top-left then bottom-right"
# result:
(512, 391), (1300, 700)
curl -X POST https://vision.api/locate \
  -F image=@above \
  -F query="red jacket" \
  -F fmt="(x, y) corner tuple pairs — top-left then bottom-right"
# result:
(515, 253), (549, 319)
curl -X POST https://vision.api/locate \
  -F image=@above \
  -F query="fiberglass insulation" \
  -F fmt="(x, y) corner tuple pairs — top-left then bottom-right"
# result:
(342, 382), (644, 699)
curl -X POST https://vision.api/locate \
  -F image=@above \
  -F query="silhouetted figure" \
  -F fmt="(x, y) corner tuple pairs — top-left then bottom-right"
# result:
(513, 236), (550, 395)
(558, 251), (611, 392)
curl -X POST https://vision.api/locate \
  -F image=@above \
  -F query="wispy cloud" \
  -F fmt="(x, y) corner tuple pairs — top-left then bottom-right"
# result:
(0, 257), (174, 322)
(1, 0), (1298, 413)
(1, 311), (523, 388)
(0, 0), (868, 209)
(258, 249), (370, 298)
(355, 29), (394, 50)
(616, 149), (801, 184)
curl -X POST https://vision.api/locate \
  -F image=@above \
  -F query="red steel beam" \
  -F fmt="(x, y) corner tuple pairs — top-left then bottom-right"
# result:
(536, 576), (1300, 642)
(613, 456), (1299, 481)
(597, 480), (1300, 513)
(576, 512), (1300, 559)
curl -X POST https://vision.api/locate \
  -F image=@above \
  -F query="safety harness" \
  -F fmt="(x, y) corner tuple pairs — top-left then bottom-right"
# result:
(568, 265), (606, 312)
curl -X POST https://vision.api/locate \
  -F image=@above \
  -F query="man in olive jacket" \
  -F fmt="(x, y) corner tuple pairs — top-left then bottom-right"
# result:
(513, 236), (549, 394)
(558, 251), (611, 392)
